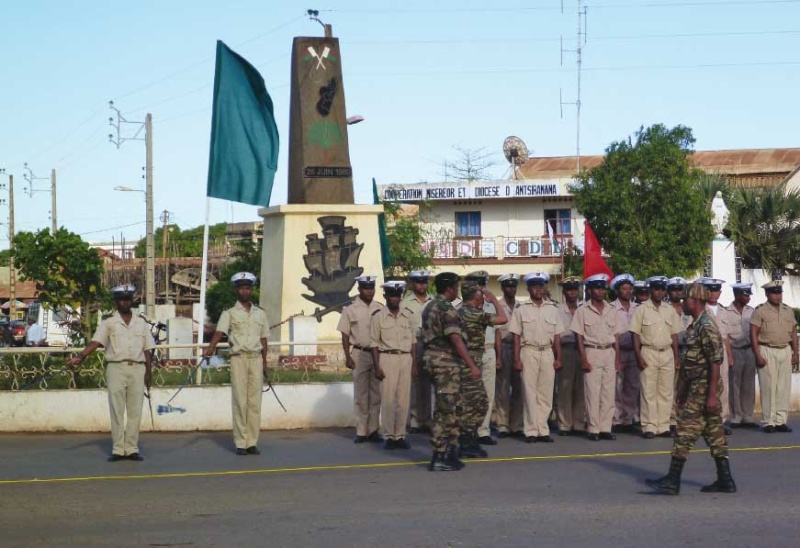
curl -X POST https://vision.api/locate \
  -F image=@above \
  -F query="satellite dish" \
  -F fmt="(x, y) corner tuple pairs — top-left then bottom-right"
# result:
(502, 136), (530, 180)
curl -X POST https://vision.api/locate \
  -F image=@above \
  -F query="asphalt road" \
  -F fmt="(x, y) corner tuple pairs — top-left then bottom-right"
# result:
(1, 422), (799, 547)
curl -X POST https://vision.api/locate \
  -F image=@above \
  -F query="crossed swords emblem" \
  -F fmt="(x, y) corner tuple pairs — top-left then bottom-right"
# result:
(307, 46), (330, 70)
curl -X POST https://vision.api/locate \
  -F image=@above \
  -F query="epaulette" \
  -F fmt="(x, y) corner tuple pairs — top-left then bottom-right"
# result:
(371, 309), (381, 316)
(755, 303), (766, 309)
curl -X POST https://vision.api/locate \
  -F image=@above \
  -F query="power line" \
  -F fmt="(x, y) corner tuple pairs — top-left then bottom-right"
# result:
(111, 14), (304, 104)
(344, 29), (800, 45)
(79, 221), (145, 236)
(340, 59), (800, 78)
(320, 0), (800, 13)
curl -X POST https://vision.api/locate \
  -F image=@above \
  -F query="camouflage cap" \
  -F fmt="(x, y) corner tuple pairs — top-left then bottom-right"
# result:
(434, 272), (460, 287)
(684, 282), (710, 302)
(461, 281), (482, 301)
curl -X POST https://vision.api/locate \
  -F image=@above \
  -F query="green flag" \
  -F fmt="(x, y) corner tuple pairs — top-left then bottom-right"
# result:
(207, 40), (279, 206)
(372, 178), (392, 271)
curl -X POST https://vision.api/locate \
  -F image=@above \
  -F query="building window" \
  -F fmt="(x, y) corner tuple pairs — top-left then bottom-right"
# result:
(544, 209), (571, 234)
(455, 211), (481, 237)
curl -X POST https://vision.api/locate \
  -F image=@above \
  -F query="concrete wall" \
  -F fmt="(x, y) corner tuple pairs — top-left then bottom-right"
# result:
(1, 383), (355, 433)
(3, 377), (800, 433)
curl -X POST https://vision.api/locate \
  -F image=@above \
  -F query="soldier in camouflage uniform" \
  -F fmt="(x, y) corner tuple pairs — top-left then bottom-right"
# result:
(457, 281), (507, 458)
(647, 282), (736, 495)
(422, 272), (482, 472)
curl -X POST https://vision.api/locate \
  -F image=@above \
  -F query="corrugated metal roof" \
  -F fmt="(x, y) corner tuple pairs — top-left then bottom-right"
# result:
(520, 148), (800, 179)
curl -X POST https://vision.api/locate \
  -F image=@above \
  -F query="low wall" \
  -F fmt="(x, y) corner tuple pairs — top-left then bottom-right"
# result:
(3, 376), (800, 433)
(1, 383), (355, 433)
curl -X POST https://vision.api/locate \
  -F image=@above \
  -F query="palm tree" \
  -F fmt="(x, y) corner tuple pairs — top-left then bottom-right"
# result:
(725, 183), (800, 274)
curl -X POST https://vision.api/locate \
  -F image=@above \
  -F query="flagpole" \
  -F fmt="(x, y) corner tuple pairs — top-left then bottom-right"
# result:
(196, 197), (211, 384)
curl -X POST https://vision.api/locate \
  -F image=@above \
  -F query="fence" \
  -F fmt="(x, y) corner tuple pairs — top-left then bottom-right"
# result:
(0, 342), (352, 391)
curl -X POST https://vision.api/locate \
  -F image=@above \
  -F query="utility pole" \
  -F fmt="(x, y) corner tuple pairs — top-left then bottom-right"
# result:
(559, 0), (588, 172)
(22, 164), (57, 233)
(0, 169), (16, 321)
(160, 209), (171, 304)
(51, 169), (57, 234)
(109, 101), (155, 318)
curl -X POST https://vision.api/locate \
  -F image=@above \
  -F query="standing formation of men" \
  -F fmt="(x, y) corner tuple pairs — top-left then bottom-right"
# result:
(62, 269), (796, 473)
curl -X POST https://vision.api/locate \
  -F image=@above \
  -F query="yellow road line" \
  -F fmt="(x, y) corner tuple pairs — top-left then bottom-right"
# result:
(2, 444), (798, 486)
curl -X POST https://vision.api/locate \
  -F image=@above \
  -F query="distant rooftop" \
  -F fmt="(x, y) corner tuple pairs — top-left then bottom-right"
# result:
(519, 148), (800, 187)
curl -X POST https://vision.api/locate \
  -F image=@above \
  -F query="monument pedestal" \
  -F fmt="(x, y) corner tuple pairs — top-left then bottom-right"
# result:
(257, 204), (384, 344)
(711, 237), (736, 305)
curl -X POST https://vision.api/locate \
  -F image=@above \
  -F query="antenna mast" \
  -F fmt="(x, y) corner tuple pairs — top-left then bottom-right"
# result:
(559, 0), (588, 172)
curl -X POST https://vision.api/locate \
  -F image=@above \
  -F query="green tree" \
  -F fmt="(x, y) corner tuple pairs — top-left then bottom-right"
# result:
(0, 249), (11, 267)
(570, 124), (714, 277)
(134, 223), (228, 258)
(12, 228), (108, 341)
(381, 201), (436, 279)
(206, 239), (262, 324)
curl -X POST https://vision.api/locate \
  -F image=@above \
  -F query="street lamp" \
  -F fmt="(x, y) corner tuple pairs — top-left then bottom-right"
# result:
(114, 185), (154, 317)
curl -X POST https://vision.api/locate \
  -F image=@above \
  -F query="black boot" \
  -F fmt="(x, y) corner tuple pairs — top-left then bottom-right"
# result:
(459, 433), (488, 459)
(429, 451), (458, 472)
(701, 457), (737, 493)
(645, 457), (685, 495)
(445, 444), (465, 469)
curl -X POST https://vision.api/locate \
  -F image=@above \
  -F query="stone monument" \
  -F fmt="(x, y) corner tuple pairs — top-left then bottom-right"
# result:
(259, 25), (383, 344)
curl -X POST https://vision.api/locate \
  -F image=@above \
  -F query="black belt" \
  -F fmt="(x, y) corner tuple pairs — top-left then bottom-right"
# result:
(352, 345), (372, 351)
(584, 343), (613, 350)
(732, 344), (752, 350)
(378, 349), (410, 355)
(761, 343), (789, 349)
(561, 341), (576, 348)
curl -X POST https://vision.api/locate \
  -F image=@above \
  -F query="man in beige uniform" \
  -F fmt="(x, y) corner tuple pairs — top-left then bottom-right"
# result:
(404, 270), (432, 433)
(495, 273), (523, 438)
(509, 272), (564, 443)
(338, 275), (384, 442)
(667, 276), (691, 436)
(750, 280), (798, 433)
(70, 284), (154, 461)
(630, 276), (681, 439)
(721, 282), (757, 428)
(610, 273), (639, 433)
(572, 274), (620, 441)
(371, 281), (416, 450)
(205, 272), (270, 455)
(698, 277), (733, 435)
(556, 276), (586, 436)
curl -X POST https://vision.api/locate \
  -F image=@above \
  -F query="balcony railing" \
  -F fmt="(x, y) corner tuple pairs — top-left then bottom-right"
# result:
(424, 234), (575, 260)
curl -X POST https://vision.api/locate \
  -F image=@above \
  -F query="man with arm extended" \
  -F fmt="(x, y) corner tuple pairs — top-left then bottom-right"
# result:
(69, 284), (154, 461)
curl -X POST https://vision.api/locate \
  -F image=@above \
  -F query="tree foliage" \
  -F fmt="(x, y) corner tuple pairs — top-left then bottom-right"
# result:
(724, 182), (800, 273)
(12, 228), (108, 341)
(134, 223), (228, 258)
(206, 239), (262, 324)
(381, 201), (440, 279)
(570, 124), (714, 277)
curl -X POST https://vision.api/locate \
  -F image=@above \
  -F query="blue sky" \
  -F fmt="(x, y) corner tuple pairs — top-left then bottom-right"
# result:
(1, 0), (798, 248)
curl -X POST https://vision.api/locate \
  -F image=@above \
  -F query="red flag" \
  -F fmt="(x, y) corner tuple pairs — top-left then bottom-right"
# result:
(583, 221), (614, 279)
